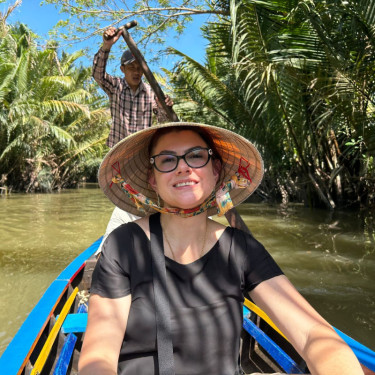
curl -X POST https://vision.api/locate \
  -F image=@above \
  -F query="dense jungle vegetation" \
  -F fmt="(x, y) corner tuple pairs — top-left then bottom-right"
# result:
(1, 0), (374, 210)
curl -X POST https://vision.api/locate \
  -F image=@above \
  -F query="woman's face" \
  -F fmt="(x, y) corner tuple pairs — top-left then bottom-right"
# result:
(148, 130), (220, 210)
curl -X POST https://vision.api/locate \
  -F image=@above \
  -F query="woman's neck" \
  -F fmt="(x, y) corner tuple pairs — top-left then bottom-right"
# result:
(160, 213), (210, 264)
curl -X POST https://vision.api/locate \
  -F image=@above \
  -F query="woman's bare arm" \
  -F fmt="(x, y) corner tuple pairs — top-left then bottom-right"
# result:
(250, 275), (364, 375)
(78, 294), (131, 375)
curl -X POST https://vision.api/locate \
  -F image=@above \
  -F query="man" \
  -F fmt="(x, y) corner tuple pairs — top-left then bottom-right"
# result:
(92, 26), (173, 148)
(93, 26), (174, 251)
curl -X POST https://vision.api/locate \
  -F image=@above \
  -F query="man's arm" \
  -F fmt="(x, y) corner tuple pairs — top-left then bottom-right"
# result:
(92, 27), (123, 95)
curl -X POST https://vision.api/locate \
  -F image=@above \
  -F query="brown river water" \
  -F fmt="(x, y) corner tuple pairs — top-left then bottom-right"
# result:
(0, 184), (374, 356)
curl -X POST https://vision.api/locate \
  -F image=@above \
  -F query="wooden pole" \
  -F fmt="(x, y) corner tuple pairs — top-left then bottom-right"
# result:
(117, 22), (252, 235)
(120, 27), (179, 122)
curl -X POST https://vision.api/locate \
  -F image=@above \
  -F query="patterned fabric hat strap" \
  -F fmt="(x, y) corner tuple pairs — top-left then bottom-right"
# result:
(112, 172), (250, 217)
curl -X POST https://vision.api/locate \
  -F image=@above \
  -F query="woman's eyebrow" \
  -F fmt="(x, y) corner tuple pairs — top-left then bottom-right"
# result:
(158, 146), (205, 155)
(158, 150), (177, 155)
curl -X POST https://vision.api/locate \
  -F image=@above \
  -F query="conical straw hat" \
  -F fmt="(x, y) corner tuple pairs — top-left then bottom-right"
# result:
(98, 122), (264, 216)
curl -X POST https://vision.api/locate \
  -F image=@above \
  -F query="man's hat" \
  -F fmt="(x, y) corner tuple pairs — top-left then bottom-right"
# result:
(98, 122), (264, 217)
(121, 50), (136, 66)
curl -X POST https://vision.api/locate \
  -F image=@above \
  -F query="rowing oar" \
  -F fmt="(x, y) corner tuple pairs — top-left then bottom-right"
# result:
(109, 21), (252, 235)
(104, 20), (178, 122)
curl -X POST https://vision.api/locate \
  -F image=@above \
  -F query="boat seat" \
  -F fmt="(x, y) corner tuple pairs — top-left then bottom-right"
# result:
(61, 312), (88, 334)
(53, 305), (87, 375)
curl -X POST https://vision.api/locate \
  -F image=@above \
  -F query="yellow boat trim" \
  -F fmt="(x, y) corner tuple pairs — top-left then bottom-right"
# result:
(31, 287), (79, 375)
(244, 298), (288, 341)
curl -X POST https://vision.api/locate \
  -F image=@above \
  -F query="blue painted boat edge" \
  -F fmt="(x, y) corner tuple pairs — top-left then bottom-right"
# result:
(333, 327), (375, 372)
(0, 280), (68, 374)
(243, 305), (375, 373)
(243, 306), (305, 373)
(0, 237), (102, 375)
(57, 237), (102, 282)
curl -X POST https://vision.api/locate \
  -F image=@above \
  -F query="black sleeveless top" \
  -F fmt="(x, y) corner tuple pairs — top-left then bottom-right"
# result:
(91, 214), (283, 375)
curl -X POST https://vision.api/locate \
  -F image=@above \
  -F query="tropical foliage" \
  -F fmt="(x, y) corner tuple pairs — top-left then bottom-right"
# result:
(1, 0), (374, 210)
(0, 17), (110, 192)
(166, 0), (375, 209)
(43, 0), (227, 50)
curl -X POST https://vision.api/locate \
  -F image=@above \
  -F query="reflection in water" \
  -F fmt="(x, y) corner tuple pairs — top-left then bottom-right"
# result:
(0, 188), (374, 356)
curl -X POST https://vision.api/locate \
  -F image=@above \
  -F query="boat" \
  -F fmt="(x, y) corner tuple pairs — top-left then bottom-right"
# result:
(0, 237), (374, 375)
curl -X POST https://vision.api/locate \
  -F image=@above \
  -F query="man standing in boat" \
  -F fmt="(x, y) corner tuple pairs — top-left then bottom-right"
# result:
(93, 26), (174, 250)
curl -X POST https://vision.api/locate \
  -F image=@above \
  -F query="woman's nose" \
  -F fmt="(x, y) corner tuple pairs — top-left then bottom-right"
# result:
(175, 158), (191, 174)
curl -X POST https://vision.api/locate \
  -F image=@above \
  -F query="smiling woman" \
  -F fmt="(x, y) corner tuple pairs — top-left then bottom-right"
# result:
(98, 122), (262, 217)
(148, 130), (220, 212)
(76, 121), (367, 375)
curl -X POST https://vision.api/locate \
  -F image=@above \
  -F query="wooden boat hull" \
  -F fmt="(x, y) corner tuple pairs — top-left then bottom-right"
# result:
(0, 238), (374, 375)
(0, 238), (100, 375)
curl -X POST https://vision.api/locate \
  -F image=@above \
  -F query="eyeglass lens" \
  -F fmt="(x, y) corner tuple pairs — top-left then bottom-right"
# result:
(154, 148), (211, 172)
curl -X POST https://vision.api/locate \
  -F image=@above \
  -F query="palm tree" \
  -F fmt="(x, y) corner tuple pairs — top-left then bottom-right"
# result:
(0, 22), (110, 192)
(167, 0), (375, 209)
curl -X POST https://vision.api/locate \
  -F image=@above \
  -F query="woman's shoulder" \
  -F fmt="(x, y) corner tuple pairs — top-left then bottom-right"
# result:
(100, 220), (149, 265)
(132, 216), (150, 240)
(108, 220), (142, 237)
(103, 219), (149, 251)
(207, 219), (260, 248)
(226, 226), (268, 259)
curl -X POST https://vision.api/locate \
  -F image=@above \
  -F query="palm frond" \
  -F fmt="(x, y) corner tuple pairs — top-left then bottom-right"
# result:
(41, 100), (90, 118)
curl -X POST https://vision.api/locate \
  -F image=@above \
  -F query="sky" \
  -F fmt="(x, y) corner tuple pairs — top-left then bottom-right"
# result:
(1, 0), (208, 73)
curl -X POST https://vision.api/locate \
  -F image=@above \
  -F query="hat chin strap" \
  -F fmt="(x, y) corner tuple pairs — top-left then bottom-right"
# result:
(111, 173), (250, 218)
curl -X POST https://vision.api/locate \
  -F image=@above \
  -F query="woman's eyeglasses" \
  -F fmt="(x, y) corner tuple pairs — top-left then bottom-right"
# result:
(150, 147), (213, 173)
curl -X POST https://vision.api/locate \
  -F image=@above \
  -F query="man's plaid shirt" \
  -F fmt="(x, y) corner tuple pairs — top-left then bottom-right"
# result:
(93, 48), (166, 148)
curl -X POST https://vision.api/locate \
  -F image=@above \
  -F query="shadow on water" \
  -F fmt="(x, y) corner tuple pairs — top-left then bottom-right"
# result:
(0, 189), (374, 356)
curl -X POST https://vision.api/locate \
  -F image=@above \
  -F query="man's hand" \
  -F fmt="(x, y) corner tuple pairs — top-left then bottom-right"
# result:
(165, 95), (174, 107)
(154, 96), (175, 123)
(156, 95), (174, 108)
(102, 27), (123, 51)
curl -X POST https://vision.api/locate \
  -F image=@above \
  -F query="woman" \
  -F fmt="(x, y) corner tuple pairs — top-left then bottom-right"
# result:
(79, 122), (364, 375)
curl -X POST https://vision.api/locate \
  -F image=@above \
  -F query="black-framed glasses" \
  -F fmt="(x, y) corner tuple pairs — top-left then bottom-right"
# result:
(150, 147), (213, 173)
